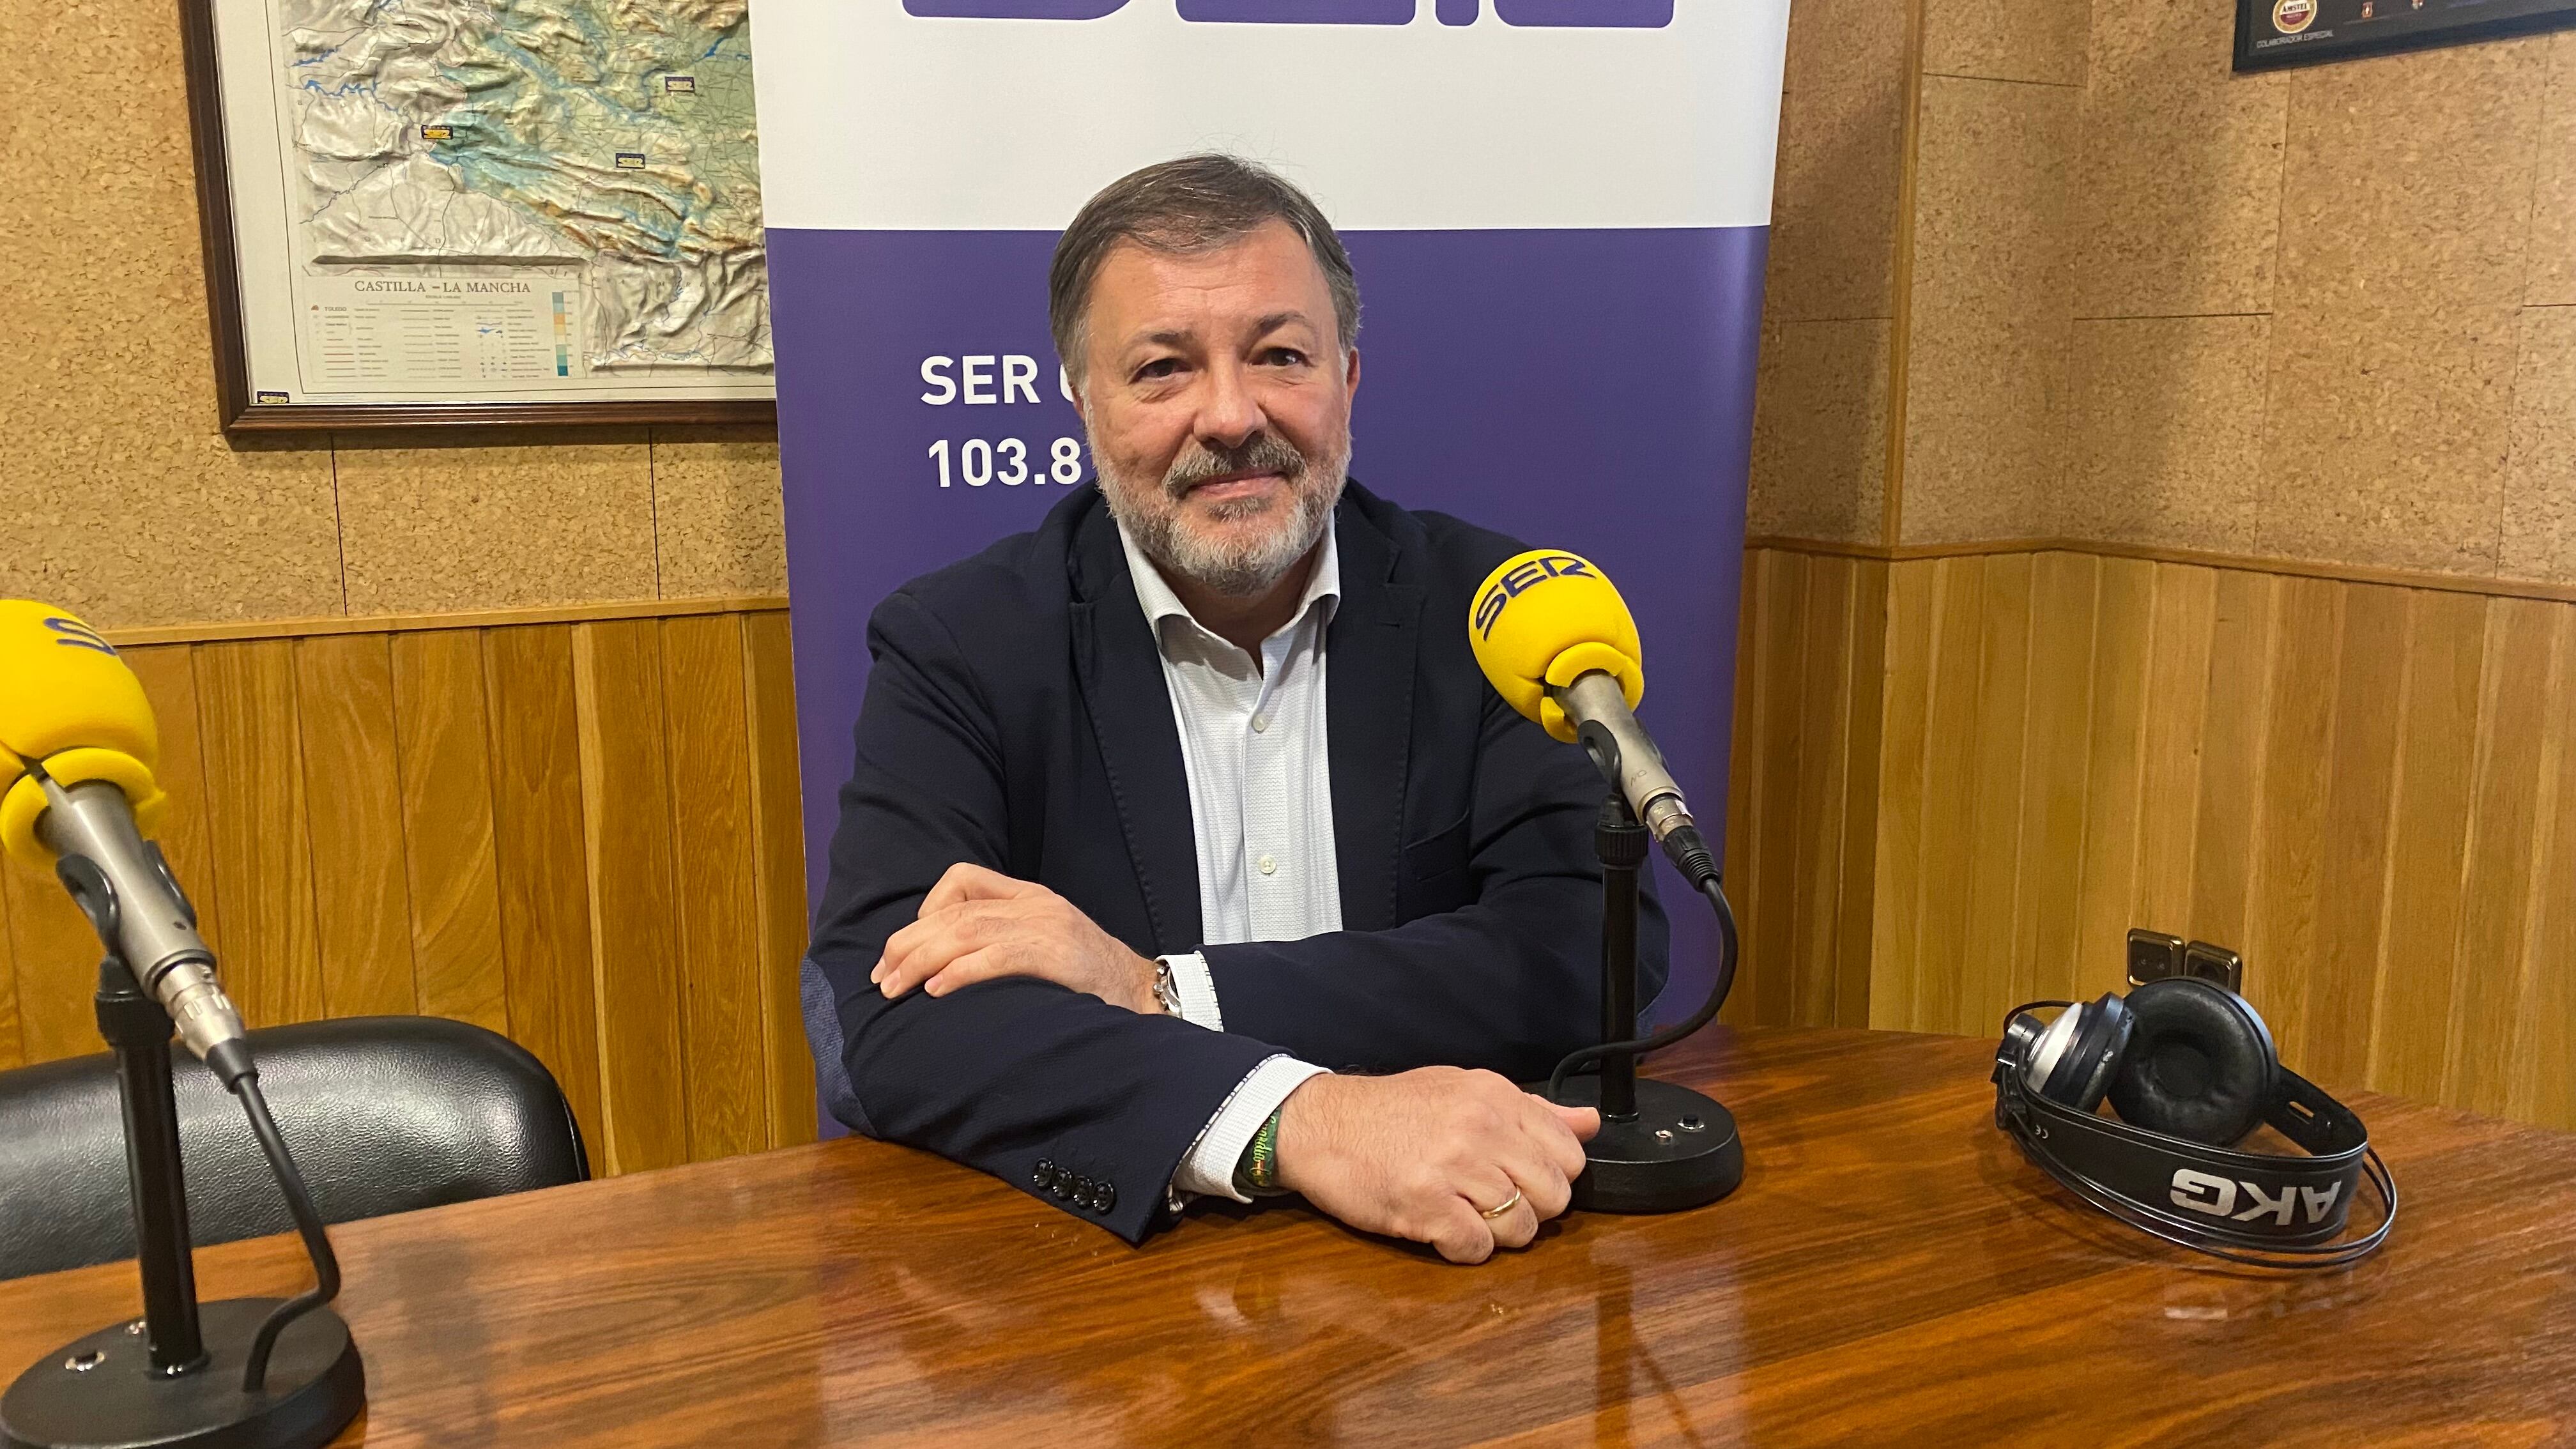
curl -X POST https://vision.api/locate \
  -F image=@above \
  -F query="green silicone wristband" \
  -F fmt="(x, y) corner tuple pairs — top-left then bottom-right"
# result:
(1234, 1107), (1289, 1198)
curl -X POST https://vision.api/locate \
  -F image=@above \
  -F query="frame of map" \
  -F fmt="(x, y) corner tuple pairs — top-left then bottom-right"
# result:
(181, 0), (775, 431)
(2235, 0), (2576, 69)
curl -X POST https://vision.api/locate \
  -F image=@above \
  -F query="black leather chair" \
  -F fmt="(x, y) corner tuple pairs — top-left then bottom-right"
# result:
(0, 1016), (589, 1280)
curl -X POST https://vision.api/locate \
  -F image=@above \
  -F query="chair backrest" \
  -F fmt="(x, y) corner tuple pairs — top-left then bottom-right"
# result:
(0, 1015), (589, 1280)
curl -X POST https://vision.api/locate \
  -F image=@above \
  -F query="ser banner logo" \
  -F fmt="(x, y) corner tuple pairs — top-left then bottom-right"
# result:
(905, 0), (1672, 25)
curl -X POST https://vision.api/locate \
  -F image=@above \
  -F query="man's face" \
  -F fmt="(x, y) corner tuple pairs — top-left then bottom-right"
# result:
(1074, 220), (1359, 597)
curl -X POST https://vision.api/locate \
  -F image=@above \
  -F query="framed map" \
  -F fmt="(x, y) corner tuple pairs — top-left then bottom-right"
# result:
(2236, 0), (2576, 70)
(181, 0), (774, 431)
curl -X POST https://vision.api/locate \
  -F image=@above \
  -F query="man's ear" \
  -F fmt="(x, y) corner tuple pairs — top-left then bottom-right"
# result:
(1344, 344), (1361, 396)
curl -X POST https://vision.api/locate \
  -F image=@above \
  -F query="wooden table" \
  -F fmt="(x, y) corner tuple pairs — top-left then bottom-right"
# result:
(3, 1026), (2571, 1446)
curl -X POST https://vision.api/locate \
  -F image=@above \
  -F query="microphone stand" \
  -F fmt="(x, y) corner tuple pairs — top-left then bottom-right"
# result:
(0, 952), (363, 1449)
(1540, 790), (1744, 1213)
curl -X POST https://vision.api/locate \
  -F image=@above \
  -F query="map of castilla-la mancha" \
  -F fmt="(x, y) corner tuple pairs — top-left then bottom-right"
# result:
(282, 0), (770, 372)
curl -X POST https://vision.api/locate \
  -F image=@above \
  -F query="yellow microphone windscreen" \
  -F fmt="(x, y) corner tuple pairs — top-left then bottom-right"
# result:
(1466, 549), (1644, 744)
(0, 601), (165, 865)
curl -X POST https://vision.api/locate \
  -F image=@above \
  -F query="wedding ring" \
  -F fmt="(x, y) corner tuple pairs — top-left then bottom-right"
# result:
(1478, 1189), (1524, 1220)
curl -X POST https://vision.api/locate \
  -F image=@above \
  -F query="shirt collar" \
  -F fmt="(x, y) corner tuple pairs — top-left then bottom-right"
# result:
(1116, 510), (1341, 656)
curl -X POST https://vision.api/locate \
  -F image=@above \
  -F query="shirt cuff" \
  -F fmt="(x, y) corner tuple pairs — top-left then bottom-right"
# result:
(1171, 1054), (1330, 1204)
(1160, 951), (1223, 1031)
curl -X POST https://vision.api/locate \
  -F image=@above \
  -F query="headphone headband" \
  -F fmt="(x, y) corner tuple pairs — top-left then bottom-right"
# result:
(1994, 1067), (2366, 1246)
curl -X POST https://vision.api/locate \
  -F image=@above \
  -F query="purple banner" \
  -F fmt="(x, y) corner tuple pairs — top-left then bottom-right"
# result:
(774, 224), (1763, 1033)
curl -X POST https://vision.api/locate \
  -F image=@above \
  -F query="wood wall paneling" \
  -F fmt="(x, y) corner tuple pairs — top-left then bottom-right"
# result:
(2069, 557), (2154, 1001)
(1730, 545), (2576, 1131)
(1960, 553), (2034, 1037)
(2014, 551), (2096, 1008)
(742, 611), (816, 1147)
(2510, 606), (2576, 1128)
(1786, 555), (1851, 1028)
(294, 634), (419, 1020)
(1866, 557), (1936, 1032)
(2370, 591), (2487, 1103)
(1749, 551), (1807, 1028)
(0, 859), (20, 1072)
(571, 620), (691, 1177)
(2242, 576), (2339, 1065)
(484, 624), (610, 1163)
(4, 834), (102, 1067)
(121, 648), (227, 963)
(1834, 559), (1889, 1029)
(1912, 557), (1988, 1036)
(2186, 569), (2279, 954)
(195, 640), (325, 1031)
(1728, 551), (1890, 1032)
(2448, 599), (2557, 1116)
(0, 608), (810, 1177)
(659, 613), (767, 1163)
(388, 631), (511, 1034)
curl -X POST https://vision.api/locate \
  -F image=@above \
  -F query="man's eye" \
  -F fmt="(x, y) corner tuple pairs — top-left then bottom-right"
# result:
(1133, 358), (1181, 381)
(1261, 348), (1308, 367)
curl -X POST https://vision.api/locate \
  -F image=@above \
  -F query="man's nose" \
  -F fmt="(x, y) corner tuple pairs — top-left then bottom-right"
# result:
(1192, 358), (1266, 450)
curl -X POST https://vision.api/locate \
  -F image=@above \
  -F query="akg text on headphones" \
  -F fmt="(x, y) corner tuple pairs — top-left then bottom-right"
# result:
(1991, 931), (2396, 1269)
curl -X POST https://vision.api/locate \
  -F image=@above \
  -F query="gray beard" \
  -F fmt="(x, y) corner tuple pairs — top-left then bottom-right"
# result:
(1098, 436), (1349, 599)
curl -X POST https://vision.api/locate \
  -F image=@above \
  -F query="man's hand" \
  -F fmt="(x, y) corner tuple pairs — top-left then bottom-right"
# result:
(871, 862), (1163, 1013)
(1271, 1068), (1598, 1264)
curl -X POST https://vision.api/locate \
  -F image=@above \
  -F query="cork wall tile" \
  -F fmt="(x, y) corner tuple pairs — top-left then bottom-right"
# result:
(334, 431), (659, 614)
(1898, 77), (2077, 545)
(1921, 0), (2087, 86)
(1769, 0), (1913, 323)
(0, 0), (342, 627)
(2255, 42), (2548, 576)
(2527, 34), (2576, 307)
(1749, 318), (1891, 544)
(2503, 306), (2576, 584)
(650, 426), (787, 598)
(2070, 0), (2287, 319)
(2062, 316), (2269, 552)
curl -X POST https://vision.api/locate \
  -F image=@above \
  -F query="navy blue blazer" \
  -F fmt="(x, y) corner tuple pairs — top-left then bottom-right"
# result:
(805, 481), (1669, 1243)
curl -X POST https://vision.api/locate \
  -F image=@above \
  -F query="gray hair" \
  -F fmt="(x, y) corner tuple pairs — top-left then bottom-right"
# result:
(1048, 154), (1362, 388)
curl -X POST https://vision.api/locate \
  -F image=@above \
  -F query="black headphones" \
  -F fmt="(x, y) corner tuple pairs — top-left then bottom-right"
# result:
(1991, 931), (2395, 1269)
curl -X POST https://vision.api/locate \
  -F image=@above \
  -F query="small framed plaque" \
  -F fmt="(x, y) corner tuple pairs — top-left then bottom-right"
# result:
(2237, 0), (2576, 71)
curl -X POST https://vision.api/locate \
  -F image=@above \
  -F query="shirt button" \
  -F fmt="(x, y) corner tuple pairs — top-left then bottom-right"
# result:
(1257, 854), (1277, 876)
(1250, 713), (1269, 733)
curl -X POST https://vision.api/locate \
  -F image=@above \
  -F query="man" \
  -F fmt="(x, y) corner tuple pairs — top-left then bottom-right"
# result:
(806, 154), (1667, 1264)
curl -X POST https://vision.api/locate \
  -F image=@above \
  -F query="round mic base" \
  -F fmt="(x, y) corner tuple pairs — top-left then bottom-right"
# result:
(1, 1298), (364, 1449)
(1542, 1076), (1744, 1214)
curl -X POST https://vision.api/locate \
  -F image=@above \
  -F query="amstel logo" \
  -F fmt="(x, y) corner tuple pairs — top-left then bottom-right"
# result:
(2273, 0), (2317, 33)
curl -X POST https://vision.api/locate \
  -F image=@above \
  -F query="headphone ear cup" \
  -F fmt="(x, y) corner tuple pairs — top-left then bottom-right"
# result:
(2104, 978), (2278, 1146)
(2029, 993), (2133, 1112)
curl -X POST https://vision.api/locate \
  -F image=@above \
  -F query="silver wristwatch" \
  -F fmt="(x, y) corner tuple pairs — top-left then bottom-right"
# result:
(1152, 958), (1184, 1016)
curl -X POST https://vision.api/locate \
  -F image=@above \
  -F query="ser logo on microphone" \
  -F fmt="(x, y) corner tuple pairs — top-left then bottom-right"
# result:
(2169, 1167), (2342, 1227)
(1472, 554), (1593, 640)
(43, 616), (118, 657)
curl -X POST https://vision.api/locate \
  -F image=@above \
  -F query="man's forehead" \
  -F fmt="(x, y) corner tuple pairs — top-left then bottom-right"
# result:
(1089, 224), (1333, 336)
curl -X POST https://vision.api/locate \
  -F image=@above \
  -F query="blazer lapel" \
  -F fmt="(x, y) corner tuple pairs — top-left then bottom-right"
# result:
(1326, 500), (1423, 933)
(1068, 505), (1204, 954)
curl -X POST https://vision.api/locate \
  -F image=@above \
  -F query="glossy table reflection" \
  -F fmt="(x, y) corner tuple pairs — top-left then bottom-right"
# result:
(3, 1027), (2572, 1446)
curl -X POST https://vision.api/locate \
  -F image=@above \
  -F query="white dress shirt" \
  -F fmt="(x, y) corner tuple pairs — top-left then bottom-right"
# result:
(1114, 519), (1340, 1202)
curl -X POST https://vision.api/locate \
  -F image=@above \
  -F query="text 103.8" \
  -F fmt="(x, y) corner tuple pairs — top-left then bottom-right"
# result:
(930, 436), (1084, 487)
